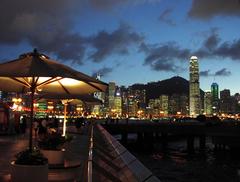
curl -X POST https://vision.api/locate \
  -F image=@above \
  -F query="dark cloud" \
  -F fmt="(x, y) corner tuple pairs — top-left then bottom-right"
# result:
(0, 0), (143, 65)
(149, 59), (181, 72)
(159, 8), (176, 26)
(193, 29), (221, 57)
(200, 68), (231, 77)
(142, 42), (190, 72)
(0, 0), (87, 64)
(200, 70), (212, 77)
(188, 0), (240, 19)
(92, 67), (113, 78)
(139, 27), (240, 73)
(89, 24), (144, 62)
(214, 39), (240, 60)
(0, 1), (146, 65)
(89, 0), (128, 9)
(89, 0), (162, 10)
(193, 29), (240, 61)
(203, 31), (220, 51)
(215, 68), (231, 76)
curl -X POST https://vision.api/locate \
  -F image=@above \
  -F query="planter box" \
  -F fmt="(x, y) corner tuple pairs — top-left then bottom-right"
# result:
(41, 149), (65, 165)
(10, 161), (48, 182)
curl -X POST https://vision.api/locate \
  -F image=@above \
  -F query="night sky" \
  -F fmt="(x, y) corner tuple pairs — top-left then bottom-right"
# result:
(0, 0), (240, 94)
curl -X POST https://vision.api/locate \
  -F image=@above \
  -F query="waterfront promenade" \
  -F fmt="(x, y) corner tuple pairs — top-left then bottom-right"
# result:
(0, 122), (160, 182)
(0, 126), (88, 182)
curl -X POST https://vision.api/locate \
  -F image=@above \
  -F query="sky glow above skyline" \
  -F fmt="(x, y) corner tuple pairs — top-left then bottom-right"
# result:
(0, 0), (240, 94)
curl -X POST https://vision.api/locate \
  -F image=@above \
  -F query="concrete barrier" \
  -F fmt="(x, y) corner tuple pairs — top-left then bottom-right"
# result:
(93, 124), (161, 182)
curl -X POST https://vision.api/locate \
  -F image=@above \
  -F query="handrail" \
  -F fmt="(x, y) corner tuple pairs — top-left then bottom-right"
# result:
(87, 121), (93, 182)
(81, 120), (94, 182)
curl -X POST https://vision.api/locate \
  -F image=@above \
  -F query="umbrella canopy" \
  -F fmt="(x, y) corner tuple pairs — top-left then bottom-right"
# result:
(0, 49), (108, 150)
(0, 49), (107, 94)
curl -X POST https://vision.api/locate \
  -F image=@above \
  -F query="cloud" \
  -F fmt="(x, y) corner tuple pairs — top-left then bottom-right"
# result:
(200, 68), (231, 77)
(215, 68), (231, 76)
(140, 28), (240, 73)
(92, 67), (113, 78)
(89, 24), (144, 62)
(89, 0), (162, 10)
(159, 8), (176, 26)
(0, 0), (87, 64)
(193, 29), (240, 61)
(203, 30), (220, 51)
(141, 42), (190, 72)
(89, 0), (128, 10)
(200, 70), (212, 77)
(0, 0), (143, 65)
(149, 59), (182, 72)
(214, 39), (240, 61)
(188, 0), (240, 19)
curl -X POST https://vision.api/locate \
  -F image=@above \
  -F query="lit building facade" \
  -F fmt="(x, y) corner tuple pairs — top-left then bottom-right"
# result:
(211, 82), (219, 114)
(92, 74), (105, 116)
(189, 56), (201, 117)
(159, 95), (168, 116)
(219, 89), (236, 114)
(108, 82), (116, 112)
(204, 90), (212, 115)
(169, 94), (189, 115)
(127, 87), (146, 117)
(114, 89), (122, 117)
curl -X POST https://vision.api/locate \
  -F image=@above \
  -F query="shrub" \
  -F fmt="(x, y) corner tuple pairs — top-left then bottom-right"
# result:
(15, 148), (48, 165)
(38, 132), (73, 150)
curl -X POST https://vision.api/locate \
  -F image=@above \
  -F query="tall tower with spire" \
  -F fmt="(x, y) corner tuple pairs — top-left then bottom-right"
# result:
(189, 56), (201, 117)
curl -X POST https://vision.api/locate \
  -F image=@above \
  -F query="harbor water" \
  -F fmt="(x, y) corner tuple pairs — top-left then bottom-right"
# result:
(122, 135), (240, 182)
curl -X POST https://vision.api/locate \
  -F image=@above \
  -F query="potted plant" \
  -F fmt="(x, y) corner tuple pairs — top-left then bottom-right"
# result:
(38, 131), (71, 165)
(11, 148), (48, 182)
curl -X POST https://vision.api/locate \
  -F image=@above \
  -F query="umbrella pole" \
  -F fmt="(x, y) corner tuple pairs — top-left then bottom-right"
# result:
(29, 87), (35, 151)
(62, 103), (67, 137)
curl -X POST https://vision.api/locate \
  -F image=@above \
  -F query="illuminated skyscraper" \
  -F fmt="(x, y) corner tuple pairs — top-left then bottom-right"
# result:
(189, 56), (200, 117)
(92, 74), (105, 116)
(108, 82), (116, 111)
(211, 83), (219, 100)
(211, 82), (219, 114)
(204, 90), (212, 115)
(114, 89), (122, 116)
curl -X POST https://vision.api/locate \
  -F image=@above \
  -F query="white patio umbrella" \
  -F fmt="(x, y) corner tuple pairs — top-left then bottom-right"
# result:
(0, 49), (108, 150)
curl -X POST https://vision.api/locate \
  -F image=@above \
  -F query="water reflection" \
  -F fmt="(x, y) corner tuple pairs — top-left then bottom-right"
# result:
(127, 138), (240, 182)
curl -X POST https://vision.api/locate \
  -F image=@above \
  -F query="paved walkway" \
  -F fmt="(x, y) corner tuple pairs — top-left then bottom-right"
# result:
(0, 125), (90, 182)
(0, 134), (28, 180)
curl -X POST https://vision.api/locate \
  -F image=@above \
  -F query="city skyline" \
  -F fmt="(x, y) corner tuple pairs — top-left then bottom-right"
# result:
(0, 1), (240, 93)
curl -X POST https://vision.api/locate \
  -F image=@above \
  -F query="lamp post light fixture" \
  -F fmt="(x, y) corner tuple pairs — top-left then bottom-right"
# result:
(11, 97), (22, 111)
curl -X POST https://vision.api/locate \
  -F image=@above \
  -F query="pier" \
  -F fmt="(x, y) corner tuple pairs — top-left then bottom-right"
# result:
(102, 119), (240, 152)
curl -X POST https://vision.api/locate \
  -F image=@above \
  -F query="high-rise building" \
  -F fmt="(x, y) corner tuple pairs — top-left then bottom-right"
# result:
(159, 95), (168, 116)
(114, 89), (122, 116)
(189, 56), (201, 117)
(211, 82), (219, 114)
(108, 82), (116, 111)
(204, 90), (212, 115)
(169, 94), (189, 115)
(219, 89), (236, 114)
(127, 87), (146, 117)
(211, 83), (219, 100)
(92, 74), (105, 116)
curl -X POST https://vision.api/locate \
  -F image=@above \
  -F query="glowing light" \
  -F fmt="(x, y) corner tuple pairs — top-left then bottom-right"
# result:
(47, 105), (54, 110)
(50, 78), (81, 86)
(62, 102), (67, 137)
